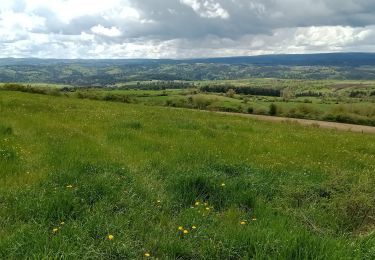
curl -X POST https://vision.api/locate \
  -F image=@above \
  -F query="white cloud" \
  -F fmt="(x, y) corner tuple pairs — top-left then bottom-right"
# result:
(181, 0), (229, 19)
(120, 6), (141, 20)
(0, 11), (45, 31)
(24, 0), (125, 23)
(91, 25), (122, 37)
(293, 26), (364, 48)
(80, 32), (95, 41)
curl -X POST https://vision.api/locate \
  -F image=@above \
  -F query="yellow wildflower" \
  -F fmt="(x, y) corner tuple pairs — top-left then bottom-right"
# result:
(240, 221), (247, 225)
(108, 234), (114, 240)
(183, 230), (189, 234)
(178, 226), (184, 231)
(60, 222), (65, 225)
(192, 225), (197, 229)
(52, 228), (59, 233)
(221, 183), (226, 187)
(252, 218), (257, 221)
(195, 201), (200, 206)
(144, 252), (151, 257)
(66, 185), (73, 188)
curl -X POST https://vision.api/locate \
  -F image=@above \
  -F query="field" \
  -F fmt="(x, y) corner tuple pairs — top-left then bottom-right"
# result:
(3, 77), (374, 126)
(1, 91), (375, 259)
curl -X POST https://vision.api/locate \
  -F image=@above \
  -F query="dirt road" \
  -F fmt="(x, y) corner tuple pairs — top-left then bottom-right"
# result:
(213, 112), (375, 134)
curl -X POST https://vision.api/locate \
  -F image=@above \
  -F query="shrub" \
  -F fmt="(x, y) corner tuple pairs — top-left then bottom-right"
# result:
(226, 89), (236, 98)
(165, 100), (174, 107)
(193, 97), (211, 109)
(218, 106), (242, 113)
(269, 103), (277, 116)
(46, 88), (62, 96)
(297, 104), (318, 116)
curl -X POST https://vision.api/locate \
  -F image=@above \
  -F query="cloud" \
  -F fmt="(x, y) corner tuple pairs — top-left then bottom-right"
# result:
(180, 0), (229, 19)
(1, 0), (375, 58)
(91, 25), (122, 37)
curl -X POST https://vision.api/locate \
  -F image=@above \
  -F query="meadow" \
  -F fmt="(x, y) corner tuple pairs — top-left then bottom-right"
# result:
(5, 78), (372, 126)
(0, 90), (374, 259)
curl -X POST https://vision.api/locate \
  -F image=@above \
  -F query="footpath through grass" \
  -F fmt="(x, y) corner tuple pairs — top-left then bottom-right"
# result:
(0, 91), (375, 259)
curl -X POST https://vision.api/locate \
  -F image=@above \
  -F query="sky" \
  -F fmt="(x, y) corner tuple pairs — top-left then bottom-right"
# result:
(1, 0), (375, 59)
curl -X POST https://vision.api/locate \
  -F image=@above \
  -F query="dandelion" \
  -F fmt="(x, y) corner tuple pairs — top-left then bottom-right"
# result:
(195, 201), (200, 206)
(66, 185), (73, 188)
(52, 228), (59, 233)
(240, 221), (247, 225)
(178, 226), (184, 231)
(144, 252), (151, 257)
(108, 234), (114, 240)
(221, 183), (226, 187)
(183, 230), (189, 234)
(157, 200), (161, 203)
(192, 225), (197, 229)
(60, 221), (65, 225)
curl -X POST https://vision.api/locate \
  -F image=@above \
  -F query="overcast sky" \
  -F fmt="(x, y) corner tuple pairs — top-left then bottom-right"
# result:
(1, 0), (375, 59)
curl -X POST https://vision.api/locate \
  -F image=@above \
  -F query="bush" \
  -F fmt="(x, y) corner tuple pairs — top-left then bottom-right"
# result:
(2, 83), (50, 95)
(226, 89), (236, 98)
(46, 88), (62, 96)
(192, 97), (212, 109)
(269, 103), (277, 116)
(218, 106), (242, 113)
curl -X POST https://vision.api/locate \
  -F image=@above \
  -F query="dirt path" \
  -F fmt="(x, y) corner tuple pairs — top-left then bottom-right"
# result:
(213, 112), (375, 134)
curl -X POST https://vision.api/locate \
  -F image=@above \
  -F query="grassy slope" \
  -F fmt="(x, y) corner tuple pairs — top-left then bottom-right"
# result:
(0, 91), (375, 259)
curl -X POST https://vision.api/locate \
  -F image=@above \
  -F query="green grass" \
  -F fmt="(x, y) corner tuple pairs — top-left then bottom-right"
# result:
(68, 87), (375, 125)
(1, 91), (375, 259)
(3, 80), (375, 125)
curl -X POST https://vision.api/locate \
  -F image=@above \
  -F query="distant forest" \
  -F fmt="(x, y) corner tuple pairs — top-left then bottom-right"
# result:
(1, 53), (375, 86)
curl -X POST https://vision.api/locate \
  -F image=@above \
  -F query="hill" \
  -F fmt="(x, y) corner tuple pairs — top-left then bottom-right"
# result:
(2, 52), (375, 66)
(1, 53), (375, 85)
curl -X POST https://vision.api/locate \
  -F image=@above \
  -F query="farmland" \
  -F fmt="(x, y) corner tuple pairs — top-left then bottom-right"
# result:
(0, 90), (374, 259)
(3, 77), (375, 126)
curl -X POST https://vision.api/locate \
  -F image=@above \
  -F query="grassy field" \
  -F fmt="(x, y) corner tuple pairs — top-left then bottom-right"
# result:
(1, 90), (374, 259)
(70, 82), (375, 126)
(2, 79), (375, 127)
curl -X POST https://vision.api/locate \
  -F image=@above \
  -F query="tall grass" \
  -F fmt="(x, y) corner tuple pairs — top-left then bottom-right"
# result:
(0, 90), (374, 258)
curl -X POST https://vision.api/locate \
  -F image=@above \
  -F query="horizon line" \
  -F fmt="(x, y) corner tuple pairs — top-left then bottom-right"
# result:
(1, 52), (374, 61)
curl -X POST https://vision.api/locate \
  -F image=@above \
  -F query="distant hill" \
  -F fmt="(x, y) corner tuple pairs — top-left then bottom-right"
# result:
(1, 53), (375, 66)
(1, 53), (375, 84)
(187, 53), (375, 66)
